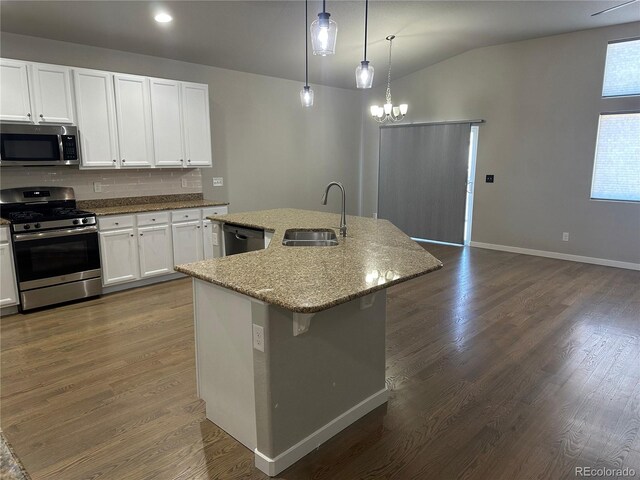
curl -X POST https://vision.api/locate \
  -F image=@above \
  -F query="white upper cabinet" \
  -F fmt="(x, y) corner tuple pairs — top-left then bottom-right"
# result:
(1, 57), (212, 169)
(150, 78), (184, 167)
(181, 83), (212, 167)
(73, 69), (120, 169)
(30, 63), (75, 124)
(0, 59), (33, 123)
(113, 74), (154, 168)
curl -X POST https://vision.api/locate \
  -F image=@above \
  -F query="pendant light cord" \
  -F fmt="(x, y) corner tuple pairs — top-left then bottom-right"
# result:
(386, 37), (393, 104)
(323, 0), (326, 14)
(305, 0), (309, 87)
(363, 0), (369, 61)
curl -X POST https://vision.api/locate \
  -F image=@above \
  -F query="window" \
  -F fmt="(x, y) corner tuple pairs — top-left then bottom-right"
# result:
(591, 113), (640, 201)
(602, 39), (640, 97)
(591, 38), (640, 202)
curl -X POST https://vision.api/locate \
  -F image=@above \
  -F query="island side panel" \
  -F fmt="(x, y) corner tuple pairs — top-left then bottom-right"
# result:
(193, 279), (258, 450)
(253, 292), (388, 462)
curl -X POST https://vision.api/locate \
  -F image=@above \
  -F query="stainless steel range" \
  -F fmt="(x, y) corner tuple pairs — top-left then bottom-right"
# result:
(0, 187), (102, 311)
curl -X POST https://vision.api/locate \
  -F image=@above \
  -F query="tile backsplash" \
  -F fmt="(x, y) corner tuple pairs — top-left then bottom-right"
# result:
(0, 167), (202, 199)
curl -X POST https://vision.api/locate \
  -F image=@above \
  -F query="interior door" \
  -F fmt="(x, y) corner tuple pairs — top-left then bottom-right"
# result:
(378, 123), (471, 244)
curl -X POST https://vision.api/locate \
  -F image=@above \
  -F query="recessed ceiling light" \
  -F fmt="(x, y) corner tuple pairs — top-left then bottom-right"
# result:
(154, 12), (173, 23)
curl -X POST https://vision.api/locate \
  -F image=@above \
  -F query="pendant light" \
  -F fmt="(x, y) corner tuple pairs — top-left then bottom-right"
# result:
(300, 0), (314, 107)
(310, 0), (337, 56)
(355, 0), (373, 89)
(370, 35), (408, 123)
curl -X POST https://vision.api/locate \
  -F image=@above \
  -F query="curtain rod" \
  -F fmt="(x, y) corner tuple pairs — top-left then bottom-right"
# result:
(380, 119), (485, 128)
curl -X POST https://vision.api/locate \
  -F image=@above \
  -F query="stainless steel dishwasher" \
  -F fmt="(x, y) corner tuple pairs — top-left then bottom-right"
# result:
(222, 223), (265, 256)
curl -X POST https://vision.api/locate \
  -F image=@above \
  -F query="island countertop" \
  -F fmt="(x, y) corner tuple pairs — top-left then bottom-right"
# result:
(175, 208), (443, 313)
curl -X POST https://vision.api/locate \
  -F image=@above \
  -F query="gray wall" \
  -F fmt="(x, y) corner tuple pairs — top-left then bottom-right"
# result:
(360, 22), (640, 264)
(0, 32), (362, 214)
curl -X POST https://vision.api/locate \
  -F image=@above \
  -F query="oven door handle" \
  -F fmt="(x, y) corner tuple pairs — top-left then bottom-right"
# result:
(13, 226), (98, 242)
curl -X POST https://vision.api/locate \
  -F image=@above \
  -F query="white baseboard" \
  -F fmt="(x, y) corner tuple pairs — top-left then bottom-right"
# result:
(254, 388), (389, 477)
(469, 241), (640, 271)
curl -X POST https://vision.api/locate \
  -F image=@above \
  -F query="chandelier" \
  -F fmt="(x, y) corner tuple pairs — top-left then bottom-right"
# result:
(370, 35), (408, 123)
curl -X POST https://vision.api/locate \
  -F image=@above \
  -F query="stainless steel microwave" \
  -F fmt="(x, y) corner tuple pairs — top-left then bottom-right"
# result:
(0, 124), (80, 167)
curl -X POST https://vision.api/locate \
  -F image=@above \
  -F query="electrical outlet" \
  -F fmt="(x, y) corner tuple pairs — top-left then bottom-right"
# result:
(372, 212), (378, 219)
(253, 324), (264, 352)
(562, 232), (569, 242)
(93, 182), (101, 193)
(212, 177), (224, 187)
(181, 178), (188, 188)
(486, 174), (495, 183)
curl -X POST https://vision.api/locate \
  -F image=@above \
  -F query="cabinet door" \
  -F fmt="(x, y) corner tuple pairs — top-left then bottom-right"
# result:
(74, 69), (119, 168)
(0, 59), (33, 123)
(0, 243), (19, 307)
(138, 224), (174, 278)
(172, 221), (203, 265)
(150, 78), (184, 167)
(114, 74), (154, 168)
(30, 63), (75, 124)
(202, 220), (218, 260)
(181, 83), (212, 167)
(99, 229), (139, 285)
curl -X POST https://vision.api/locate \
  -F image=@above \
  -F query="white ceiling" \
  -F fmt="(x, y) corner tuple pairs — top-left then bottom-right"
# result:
(1, 1), (639, 89)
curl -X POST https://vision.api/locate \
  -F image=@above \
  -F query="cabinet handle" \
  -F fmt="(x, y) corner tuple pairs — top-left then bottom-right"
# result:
(180, 159), (184, 163)
(151, 218), (156, 221)
(115, 222), (119, 225)
(187, 159), (191, 163)
(27, 113), (31, 118)
(39, 114), (44, 118)
(197, 226), (201, 229)
(122, 159), (126, 163)
(140, 233), (143, 236)
(130, 234), (134, 237)
(184, 215), (189, 218)
(113, 159), (117, 163)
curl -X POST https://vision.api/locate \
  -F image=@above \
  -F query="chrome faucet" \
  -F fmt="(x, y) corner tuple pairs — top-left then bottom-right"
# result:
(321, 181), (347, 237)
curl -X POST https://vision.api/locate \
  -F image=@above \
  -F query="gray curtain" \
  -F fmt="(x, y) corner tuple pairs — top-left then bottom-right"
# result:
(378, 123), (471, 244)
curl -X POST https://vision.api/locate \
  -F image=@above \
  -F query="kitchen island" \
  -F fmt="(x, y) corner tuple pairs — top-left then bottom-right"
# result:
(175, 209), (442, 476)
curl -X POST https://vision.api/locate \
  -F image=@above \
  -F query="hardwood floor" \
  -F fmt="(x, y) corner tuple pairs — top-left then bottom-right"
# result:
(1, 245), (639, 479)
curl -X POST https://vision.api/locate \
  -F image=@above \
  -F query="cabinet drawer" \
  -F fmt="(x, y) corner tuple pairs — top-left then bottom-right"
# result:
(137, 211), (170, 226)
(98, 215), (135, 230)
(171, 209), (201, 222)
(0, 227), (9, 243)
(202, 206), (228, 218)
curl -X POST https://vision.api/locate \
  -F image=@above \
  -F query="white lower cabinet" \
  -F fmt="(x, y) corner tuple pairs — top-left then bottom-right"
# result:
(97, 206), (228, 288)
(0, 230), (19, 308)
(172, 220), (203, 265)
(138, 224), (173, 278)
(99, 228), (139, 286)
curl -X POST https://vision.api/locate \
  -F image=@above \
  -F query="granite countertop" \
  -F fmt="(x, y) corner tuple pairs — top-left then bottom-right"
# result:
(175, 208), (443, 313)
(77, 194), (228, 216)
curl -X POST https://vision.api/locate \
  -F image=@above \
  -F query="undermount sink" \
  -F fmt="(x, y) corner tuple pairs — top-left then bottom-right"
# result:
(282, 229), (339, 247)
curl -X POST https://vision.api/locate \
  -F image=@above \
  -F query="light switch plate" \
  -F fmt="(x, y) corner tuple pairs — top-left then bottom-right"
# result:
(212, 177), (224, 187)
(93, 182), (101, 193)
(181, 178), (188, 188)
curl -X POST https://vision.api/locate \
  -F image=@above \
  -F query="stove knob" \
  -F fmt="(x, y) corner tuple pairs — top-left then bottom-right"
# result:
(34, 223), (41, 229)
(82, 218), (89, 224)
(73, 219), (80, 225)
(23, 224), (31, 230)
